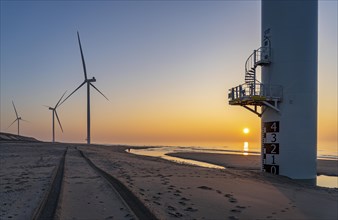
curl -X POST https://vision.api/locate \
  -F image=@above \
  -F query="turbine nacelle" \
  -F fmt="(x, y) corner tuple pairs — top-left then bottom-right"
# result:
(87, 77), (96, 83)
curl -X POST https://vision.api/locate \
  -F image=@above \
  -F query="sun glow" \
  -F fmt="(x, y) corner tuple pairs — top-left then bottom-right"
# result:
(243, 128), (250, 134)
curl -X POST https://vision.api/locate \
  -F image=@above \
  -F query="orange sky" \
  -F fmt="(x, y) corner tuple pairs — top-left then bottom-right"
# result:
(1, 1), (337, 150)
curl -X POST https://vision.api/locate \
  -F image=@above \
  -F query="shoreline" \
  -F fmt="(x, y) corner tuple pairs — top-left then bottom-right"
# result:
(126, 145), (338, 176)
(166, 152), (338, 177)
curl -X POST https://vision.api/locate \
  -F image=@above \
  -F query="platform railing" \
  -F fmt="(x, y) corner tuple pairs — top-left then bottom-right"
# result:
(228, 83), (282, 102)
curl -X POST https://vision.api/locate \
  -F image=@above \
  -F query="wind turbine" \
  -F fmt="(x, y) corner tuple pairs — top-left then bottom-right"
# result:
(60, 32), (108, 144)
(44, 91), (67, 143)
(8, 101), (27, 136)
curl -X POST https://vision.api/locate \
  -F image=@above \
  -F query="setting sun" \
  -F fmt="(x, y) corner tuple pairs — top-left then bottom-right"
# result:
(243, 128), (250, 134)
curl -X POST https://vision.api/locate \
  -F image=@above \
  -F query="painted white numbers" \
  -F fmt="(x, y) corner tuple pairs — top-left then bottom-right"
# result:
(262, 121), (280, 175)
(265, 133), (279, 143)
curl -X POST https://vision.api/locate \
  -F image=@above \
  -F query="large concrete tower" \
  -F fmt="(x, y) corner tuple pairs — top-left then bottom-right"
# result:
(261, 0), (318, 180)
(228, 0), (318, 180)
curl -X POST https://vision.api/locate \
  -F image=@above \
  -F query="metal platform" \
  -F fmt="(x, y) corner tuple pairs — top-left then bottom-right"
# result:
(228, 83), (282, 117)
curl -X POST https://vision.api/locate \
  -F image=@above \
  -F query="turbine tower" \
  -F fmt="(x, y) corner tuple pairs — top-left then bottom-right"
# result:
(228, 1), (317, 181)
(8, 101), (27, 136)
(61, 32), (108, 144)
(44, 91), (67, 142)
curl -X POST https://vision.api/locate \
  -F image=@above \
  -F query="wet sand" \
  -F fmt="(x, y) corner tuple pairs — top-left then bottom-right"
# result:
(167, 152), (338, 176)
(1, 142), (337, 220)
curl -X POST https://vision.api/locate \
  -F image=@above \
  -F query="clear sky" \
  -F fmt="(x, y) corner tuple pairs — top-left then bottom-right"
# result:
(1, 1), (337, 150)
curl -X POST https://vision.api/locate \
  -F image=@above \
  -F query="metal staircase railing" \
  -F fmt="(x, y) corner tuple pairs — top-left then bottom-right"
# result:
(228, 44), (283, 116)
(244, 46), (271, 95)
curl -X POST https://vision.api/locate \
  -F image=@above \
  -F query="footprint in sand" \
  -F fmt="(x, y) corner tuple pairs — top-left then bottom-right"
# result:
(167, 205), (176, 211)
(236, 205), (246, 209)
(197, 186), (213, 190)
(229, 198), (237, 203)
(180, 197), (190, 201)
(224, 193), (238, 203)
(153, 201), (161, 205)
(184, 207), (198, 212)
(168, 211), (183, 218)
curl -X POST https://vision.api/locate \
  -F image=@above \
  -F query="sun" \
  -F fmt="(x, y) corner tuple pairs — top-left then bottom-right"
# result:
(243, 128), (250, 134)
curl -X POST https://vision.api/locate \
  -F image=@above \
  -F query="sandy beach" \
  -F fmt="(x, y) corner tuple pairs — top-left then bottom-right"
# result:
(1, 141), (337, 220)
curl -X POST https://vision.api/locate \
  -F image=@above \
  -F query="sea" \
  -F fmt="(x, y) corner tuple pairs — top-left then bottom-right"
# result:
(125, 141), (337, 160)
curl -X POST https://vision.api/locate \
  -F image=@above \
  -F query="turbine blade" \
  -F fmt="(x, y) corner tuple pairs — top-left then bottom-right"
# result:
(7, 119), (18, 129)
(59, 81), (85, 106)
(55, 110), (64, 132)
(12, 101), (18, 118)
(77, 31), (88, 81)
(55, 90), (67, 108)
(90, 83), (109, 101)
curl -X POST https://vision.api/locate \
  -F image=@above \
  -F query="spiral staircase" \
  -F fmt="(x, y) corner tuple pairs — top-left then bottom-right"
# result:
(228, 42), (282, 117)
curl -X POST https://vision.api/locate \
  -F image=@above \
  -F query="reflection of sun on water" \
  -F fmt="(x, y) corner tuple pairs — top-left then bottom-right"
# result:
(243, 142), (249, 156)
(243, 128), (249, 155)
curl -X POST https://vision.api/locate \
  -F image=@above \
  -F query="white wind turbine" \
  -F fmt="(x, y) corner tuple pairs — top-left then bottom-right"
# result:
(8, 101), (27, 136)
(44, 91), (67, 142)
(60, 32), (108, 144)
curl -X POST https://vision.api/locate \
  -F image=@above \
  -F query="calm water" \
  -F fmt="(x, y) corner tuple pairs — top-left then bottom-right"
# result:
(129, 144), (338, 188)
(124, 140), (337, 159)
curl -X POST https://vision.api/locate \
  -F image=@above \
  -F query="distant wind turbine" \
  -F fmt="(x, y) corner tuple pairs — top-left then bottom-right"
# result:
(60, 32), (108, 144)
(44, 91), (67, 143)
(8, 101), (27, 136)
